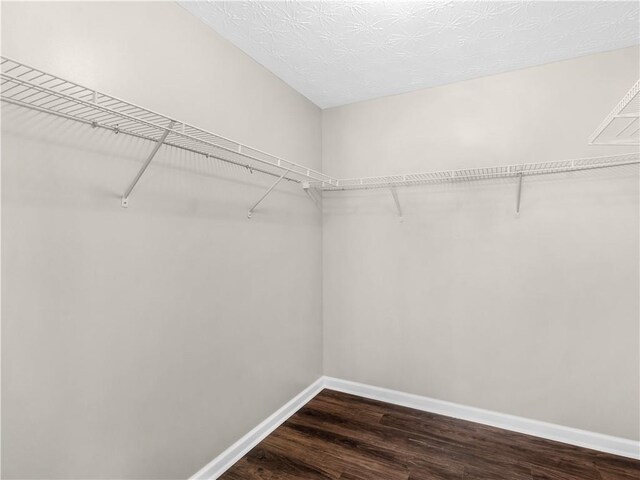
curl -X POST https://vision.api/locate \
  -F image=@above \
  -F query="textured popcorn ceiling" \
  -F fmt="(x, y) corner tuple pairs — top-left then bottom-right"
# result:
(180, 1), (640, 108)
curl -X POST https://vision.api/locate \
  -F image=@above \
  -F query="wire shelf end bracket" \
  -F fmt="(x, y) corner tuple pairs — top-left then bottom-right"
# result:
(302, 182), (321, 210)
(589, 79), (640, 146)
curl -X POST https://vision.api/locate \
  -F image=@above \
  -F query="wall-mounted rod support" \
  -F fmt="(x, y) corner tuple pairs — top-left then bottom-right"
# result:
(121, 120), (175, 207)
(247, 169), (291, 219)
(390, 186), (403, 221)
(516, 172), (523, 214)
(302, 182), (321, 210)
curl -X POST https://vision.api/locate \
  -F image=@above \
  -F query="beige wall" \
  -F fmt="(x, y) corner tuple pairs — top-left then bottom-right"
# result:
(2, 2), (639, 478)
(1, 2), (322, 479)
(322, 46), (640, 441)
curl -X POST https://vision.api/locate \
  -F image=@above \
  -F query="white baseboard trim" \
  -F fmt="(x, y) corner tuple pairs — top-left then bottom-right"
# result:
(190, 377), (325, 480)
(192, 375), (639, 479)
(323, 376), (640, 461)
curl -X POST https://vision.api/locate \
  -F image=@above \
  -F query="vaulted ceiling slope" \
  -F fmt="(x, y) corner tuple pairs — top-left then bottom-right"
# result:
(180, 1), (640, 109)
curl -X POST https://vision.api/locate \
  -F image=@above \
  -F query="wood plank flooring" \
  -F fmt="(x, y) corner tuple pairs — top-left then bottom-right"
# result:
(220, 389), (639, 479)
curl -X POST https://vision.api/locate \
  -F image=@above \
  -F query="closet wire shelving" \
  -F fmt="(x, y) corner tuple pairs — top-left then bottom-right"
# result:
(0, 56), (338, 207)
(589, 79), (640, 146)
(313, 152), (640, 191)
(1, 56), (638, 215)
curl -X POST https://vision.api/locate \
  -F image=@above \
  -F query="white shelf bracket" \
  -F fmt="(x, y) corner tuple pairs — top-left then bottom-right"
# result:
(302, 182), (321, 210)
(390, 186), (403, 221)
(589, 79), (640, 145)
(247, 169), (291, 219)
(121, 120), (175, 208)
(516, 172), (523, 214)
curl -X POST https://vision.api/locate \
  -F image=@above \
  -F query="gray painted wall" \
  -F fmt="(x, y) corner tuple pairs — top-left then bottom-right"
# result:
(322, 46), (640, 441)
(1, 2), (322, 478)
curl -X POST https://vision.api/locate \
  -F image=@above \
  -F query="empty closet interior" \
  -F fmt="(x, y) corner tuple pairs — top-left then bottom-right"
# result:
(1, 1), (639, 479)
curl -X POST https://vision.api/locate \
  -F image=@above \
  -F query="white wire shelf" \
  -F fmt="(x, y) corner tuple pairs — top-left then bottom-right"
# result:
(1, 56), (638, 204)
(315, 152), (640, 191)
(589, 79), (640, 146)
(0, 56), (337, 186)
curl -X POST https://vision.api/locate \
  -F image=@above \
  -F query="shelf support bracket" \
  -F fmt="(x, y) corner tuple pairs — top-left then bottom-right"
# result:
(302, 182), (321, 210)
(390, 186), (403, 221)
(247, 169), (291, 219)
(516, 172), (523, 214)
(121, 120), (175, 207)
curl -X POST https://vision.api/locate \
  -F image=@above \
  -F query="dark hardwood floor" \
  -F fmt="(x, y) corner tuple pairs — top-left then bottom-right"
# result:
(220, 389), (639, 479)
